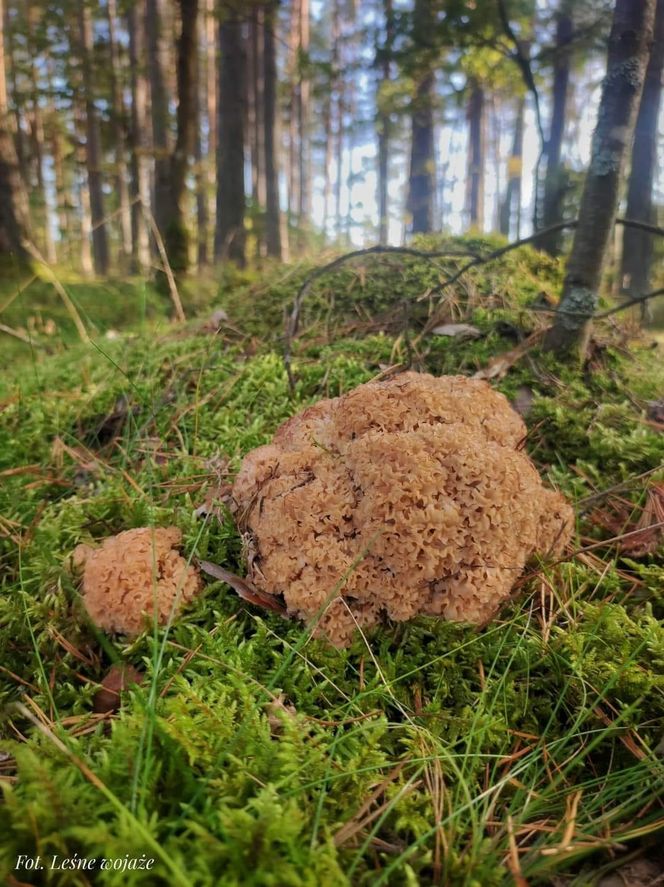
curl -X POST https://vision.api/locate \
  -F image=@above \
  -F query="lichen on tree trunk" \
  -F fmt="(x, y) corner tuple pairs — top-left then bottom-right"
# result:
(545, 0), (656, 359)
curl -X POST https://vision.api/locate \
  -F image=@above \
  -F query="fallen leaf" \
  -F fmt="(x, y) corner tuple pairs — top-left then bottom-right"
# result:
(198, 560), (287, 614)
(473, 330), (545, 380)
(93, 664), (144, 713)
(431, 323), (482, 340)
(589, 484), (664, 557)
(511, 385), (535, 418)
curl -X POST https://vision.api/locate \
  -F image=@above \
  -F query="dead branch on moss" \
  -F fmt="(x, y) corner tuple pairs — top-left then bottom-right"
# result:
(283, 217), (664, 391)
(286, 244), (480, 340)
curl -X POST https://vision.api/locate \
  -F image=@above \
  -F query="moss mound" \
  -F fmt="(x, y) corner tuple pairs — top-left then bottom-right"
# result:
(1, 240), (663, 885)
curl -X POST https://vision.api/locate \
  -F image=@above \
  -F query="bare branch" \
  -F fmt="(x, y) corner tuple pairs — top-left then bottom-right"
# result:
(496, 0), (546, 146)
(286, 244), (480, 340)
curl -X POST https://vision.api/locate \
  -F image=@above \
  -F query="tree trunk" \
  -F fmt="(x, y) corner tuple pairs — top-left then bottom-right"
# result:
(107, 0), (133, 264)
(466, 79), (485, 230)
(620, 0), (664, 320)
(215, 10), (246, 265)
(26, 3), (56, 263)
(538, 8), (573, 255)
(407, 0), (435, 235)
(545, 0), (656, 358)
(73, 104), (94, 277)
(263, 0), (281, 259)
(166, 0), (199, 273)
(128, 0), (151, 272)
(499, 98), (524, 239)
(146, 0), (171, 238)
(78, 0), (109, 275)
(377, 0), (394, 245)
(287, 0), (300, 224)
(0, 0), (30, 262)
(195, 9), (208, 267)
(298, 0), (311, 222)
(205, 0), (217, 257)
(49, 108), (70, 262)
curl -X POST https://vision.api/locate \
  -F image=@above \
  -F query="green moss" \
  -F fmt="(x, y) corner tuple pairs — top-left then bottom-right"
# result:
(1, 242), (664, 885)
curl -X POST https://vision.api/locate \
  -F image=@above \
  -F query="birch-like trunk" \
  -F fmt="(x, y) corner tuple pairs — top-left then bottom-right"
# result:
(78, 0), (109, 275)
(545, 0), (656, 358)
(620, 0), (664, 320)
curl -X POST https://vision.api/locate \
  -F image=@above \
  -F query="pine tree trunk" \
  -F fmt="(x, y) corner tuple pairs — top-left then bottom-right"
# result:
(73, 104), (94, 277)
(620, 0), (664, 320)
(298, 0), (311, 222)
(49, 105), (70, 260)
(128, 1), (151, 272)
(249, 7), (265, 258)
(205, 0), (216, 254)
(407, 0), (435, 235)
(539, 8), (573, 255)
(499, 98), (524, 238)
(166, 0), (199, 273)
(0, 0), (30, 262)
(78, 0), (109, 275)
(26, 3), (56, 263)
(263, 0), (281, 259)
(466, 80), (485, 230)
(287, 0), (300, 224)
(545, 0), (656, 358)
(377, 0), (394, 245)
(146, 0), (171, 238)
(107, 0), (133, 264)
(195, 10), (208, 267)
(215, 11), (246, 265)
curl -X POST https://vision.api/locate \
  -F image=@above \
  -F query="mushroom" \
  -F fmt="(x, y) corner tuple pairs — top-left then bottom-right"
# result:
(231, 372), (574, 646)
(73, 527), (202, 636)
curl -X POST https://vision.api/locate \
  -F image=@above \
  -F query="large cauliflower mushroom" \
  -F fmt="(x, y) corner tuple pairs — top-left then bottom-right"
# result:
(232, 372), (574, 646)
(73, 527), (202, 636)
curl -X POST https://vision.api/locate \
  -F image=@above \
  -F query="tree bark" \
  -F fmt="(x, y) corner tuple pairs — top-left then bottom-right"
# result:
(128, 0), (151, 272)
(146, 0), (171, 238)
(26, 3), (56, 263)
(298, 0), (311, 222)
(107, 0), (133, 264)
(466, 79), (485, 231)
(620, 0), (664, 320)
(73, 103), (94, 277)
(545, 0), (656, 358)
(215, 10), (246, 265)
(166, 0), (199, 272)
(78, 0), (109, 275)
(538, 8), (573, 255)
(205, 0), (217, 256)
(0, 0), (30, 262)
(377, 0), (394, 245)
(499, 98), (524, 239)
(195, 9), (208, 267)
(263, 0), (281, 259)
(287, 0), (300, 224)
(407, 0), (435, 235)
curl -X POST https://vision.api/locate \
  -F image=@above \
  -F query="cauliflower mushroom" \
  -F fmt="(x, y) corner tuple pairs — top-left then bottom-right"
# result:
(73, 527), (202, 635)
(232, 372), (573, 646)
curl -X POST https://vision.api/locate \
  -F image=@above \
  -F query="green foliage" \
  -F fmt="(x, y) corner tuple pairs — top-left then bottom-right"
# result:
(1, 244), (663, 885)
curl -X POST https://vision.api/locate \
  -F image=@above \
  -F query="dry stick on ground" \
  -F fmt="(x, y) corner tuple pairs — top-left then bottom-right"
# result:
(283, 216), (664, 388)
(283, 245), (481, 390)
(0, 321), (40, 346)
(140, 200), (186, 323)
(286, 244), (481, 339)
(21, 240), (90, 343)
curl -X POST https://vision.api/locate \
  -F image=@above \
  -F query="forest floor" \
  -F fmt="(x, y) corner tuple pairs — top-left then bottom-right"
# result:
(0, 237), (663, 886)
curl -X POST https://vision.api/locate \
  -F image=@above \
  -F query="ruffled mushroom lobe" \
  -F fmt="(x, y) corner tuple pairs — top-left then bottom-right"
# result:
(231, 372), (574, 647)
(74, 527), (202, 636)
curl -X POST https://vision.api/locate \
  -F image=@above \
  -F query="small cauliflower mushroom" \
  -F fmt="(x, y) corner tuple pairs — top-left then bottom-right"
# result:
(231, 372), (574, 646)
(73, 527), (202, 636)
